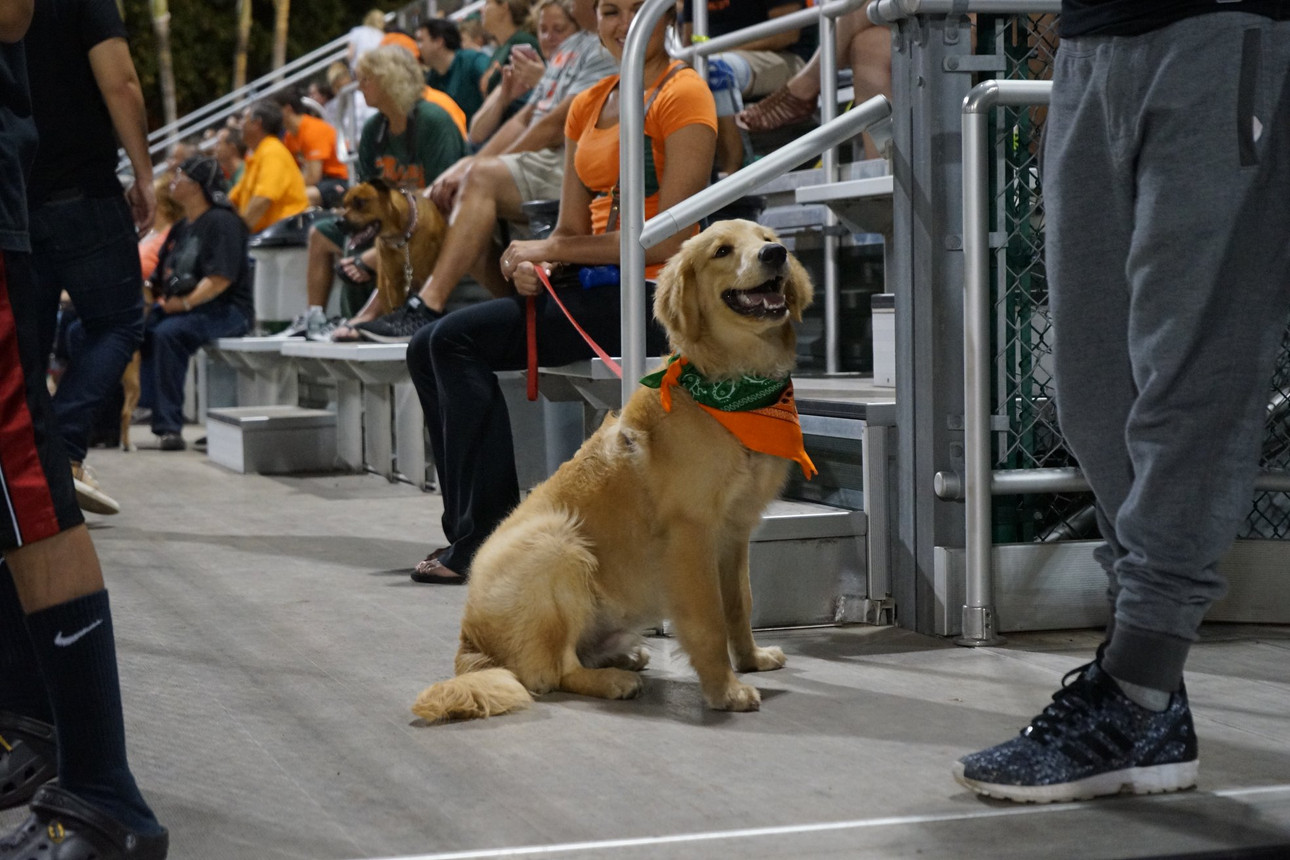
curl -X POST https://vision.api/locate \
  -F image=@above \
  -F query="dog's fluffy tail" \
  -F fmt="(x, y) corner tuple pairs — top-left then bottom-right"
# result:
(411, 667), (532, 724)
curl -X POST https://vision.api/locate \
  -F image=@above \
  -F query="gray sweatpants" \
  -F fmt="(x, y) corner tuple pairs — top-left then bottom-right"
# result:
(1045, 13), (1290, 692)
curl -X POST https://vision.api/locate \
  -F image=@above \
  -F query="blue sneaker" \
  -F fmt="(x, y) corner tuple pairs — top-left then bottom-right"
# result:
(953, 661), (1198, 803)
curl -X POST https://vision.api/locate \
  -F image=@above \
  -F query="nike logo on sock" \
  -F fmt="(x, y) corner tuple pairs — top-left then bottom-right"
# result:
(53, 619), (103, 647)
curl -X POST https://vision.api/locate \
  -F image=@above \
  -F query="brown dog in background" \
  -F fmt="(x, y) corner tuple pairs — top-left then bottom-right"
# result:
(410, 220), (814, 724)
(339, 178), (446, 313)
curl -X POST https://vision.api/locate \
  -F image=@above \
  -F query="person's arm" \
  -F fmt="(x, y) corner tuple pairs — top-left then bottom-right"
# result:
(0, 0), (32, 42)
(158, 273), (231, 314)
(501, 91), (576, 155)
(301, 158), (323, 187)
(474, 99), (535, 157)
(505, 138), (592, 294)
(87, 36), (154, 231)
(469, 51), (545, 146)
(239, 196), (270, 232)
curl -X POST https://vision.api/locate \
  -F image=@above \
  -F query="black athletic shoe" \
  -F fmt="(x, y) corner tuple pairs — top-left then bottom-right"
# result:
(354, 296), (443, 343)
(157, 433), (186, 452)
(953, 661), (1198, 803)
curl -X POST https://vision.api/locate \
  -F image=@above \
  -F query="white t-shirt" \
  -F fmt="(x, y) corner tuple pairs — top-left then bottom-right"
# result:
(347, 24), (384, 69)
(527, 30), (617, 124)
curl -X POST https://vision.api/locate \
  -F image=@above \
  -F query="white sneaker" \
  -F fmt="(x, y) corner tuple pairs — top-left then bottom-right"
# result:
(306, 316), (343, 342)
(71, 461), (120, 515)
(265, 307), (324, 339)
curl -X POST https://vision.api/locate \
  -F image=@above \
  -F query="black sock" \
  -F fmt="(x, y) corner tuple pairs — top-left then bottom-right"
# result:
(24, 590), (162, 835)
(0, 558), (53, 723)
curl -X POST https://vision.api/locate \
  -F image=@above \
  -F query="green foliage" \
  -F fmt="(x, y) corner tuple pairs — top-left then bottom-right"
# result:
(120, 0), (404, 129)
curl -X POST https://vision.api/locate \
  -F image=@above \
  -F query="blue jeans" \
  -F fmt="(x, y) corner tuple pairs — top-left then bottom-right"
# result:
(30, 194), (143, 462)
(141, 303), (250, 435)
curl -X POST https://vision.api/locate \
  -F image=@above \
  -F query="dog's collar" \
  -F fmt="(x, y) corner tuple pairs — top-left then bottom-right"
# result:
(381, 188), (420, 249)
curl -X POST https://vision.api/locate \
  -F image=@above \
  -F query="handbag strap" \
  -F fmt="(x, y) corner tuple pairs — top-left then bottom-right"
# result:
(605, 61), (687, 233)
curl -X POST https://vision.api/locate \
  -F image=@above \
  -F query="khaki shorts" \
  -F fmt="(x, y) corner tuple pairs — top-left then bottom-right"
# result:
(737, 50), (805, 99)
(499, 146), (565, 204)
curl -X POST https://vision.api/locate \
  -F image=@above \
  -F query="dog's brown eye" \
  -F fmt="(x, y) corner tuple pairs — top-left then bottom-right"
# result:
(714, 245), (732, 258)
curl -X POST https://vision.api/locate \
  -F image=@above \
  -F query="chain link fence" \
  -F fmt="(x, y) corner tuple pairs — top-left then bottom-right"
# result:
(977, 13), (1290, 542)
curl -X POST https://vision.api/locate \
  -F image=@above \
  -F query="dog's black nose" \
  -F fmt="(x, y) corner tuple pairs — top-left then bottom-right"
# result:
(759, 243), (787, 267)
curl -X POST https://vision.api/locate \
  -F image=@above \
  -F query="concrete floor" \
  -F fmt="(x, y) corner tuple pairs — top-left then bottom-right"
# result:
(4, 429), (1290, 859)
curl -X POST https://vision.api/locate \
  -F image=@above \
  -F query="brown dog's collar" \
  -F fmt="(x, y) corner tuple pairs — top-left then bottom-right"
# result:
(382, 187), (419, 249)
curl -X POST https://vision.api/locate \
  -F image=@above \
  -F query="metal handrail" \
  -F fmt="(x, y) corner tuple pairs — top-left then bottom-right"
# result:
(960, 78), (1051, 645)
(677, 0), (866, 63)
(142, 0), (484, 163)
(868, 0), (1059, 25)
(640, 96), (893, 248)
(621, 0), (880, 401)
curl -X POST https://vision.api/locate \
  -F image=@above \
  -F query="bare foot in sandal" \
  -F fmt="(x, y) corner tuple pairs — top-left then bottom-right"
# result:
(411, 548), (466, 585)
(735, 84), (817, 133)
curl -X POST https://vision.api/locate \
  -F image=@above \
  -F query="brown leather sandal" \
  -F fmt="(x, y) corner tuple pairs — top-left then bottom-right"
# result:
(735, 86), (817, 133)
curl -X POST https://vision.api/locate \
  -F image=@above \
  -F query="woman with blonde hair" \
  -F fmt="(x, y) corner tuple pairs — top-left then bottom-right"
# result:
(295, 45), (469, 341)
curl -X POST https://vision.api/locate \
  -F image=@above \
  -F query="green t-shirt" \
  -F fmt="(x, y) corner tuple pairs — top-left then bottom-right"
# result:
(356, 100), (468, 190)
(426, 48), (492, 122)
(485, 30), (541, 93)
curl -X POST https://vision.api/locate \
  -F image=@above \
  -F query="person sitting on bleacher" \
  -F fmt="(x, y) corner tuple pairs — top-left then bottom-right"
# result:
(284, 45), (469, 342)
(735, 3), (892, 159)
(467, 0), (579, 149)
(274, 87), (350, 209)
(228, 100), (310, 234)
(679, 0), (815, 175)
(350, 0), (615, 343)
(416, 18), (492, 124)
(140, 157), (253, 451)
(403, 0), (716, 584)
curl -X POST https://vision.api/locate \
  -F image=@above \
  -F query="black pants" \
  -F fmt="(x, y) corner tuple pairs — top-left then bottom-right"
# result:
(406, 284), (665, 574)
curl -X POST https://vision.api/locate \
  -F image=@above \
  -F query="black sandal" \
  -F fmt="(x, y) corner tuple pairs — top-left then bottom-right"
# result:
(0, 712), (56, 812)
(1, 784), (168, 859)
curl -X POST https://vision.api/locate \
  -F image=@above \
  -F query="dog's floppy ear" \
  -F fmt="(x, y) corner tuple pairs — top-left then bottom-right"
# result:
(784, 251), (814, 323)
(367, 176), (391, 194)
(653, 239), (703, 348)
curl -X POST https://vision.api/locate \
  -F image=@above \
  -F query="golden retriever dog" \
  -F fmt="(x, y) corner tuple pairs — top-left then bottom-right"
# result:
(339, 178), (446, 313)
(411, 220), (814, 723)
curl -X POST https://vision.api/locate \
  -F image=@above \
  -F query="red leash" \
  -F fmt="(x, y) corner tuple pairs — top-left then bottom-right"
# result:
(526, 266), (623, 401)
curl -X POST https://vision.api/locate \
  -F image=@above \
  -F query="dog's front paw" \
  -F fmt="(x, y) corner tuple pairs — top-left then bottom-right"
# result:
(735, 645), (786, 673)
(707, 681), (762, 712)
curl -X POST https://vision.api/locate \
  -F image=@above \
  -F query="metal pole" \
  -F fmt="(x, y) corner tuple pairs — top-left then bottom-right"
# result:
(819, 10), (840, 374)
(959, 78), (1051, 646)
(619, 0), (676, 407)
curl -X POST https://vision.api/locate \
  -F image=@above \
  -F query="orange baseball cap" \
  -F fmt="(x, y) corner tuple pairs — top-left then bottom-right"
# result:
(380, 31), (420, 60)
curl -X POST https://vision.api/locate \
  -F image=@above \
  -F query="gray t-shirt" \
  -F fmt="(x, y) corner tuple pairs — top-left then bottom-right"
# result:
(528, 30), (617, 124)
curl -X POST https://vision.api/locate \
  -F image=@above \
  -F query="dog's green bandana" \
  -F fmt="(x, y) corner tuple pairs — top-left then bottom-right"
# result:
(640, 354), (817, 479)
(639, 354), (785, 412)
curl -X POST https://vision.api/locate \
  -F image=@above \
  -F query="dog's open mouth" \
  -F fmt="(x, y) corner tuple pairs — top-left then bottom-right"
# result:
(722, 277), (788, 319)
(343, 219), (382, 247)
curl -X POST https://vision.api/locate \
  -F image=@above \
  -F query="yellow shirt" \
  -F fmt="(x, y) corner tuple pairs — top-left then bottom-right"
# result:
(229, 135), (309, 233)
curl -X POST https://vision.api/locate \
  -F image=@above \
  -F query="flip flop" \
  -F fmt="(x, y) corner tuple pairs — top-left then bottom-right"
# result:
(410, 553), (466, 585)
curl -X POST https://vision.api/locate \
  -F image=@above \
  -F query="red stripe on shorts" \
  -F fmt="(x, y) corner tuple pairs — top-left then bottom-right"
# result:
(0, 252), (62, 546)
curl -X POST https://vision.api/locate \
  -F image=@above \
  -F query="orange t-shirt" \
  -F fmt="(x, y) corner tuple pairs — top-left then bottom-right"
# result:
(283, 114), (348, 180)
(422, 86), (468, 138)
(565, 66), (717, 277)
(228, 135), (310, 233)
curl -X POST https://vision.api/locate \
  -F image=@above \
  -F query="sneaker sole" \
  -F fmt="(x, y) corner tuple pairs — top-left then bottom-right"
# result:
(952, 758), (1198, 803)
(356, 330), (414, 344)
(73, 478), (121, 515)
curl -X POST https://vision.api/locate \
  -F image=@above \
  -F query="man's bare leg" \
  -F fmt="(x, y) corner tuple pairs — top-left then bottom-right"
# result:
(418, 156), (526, 312)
